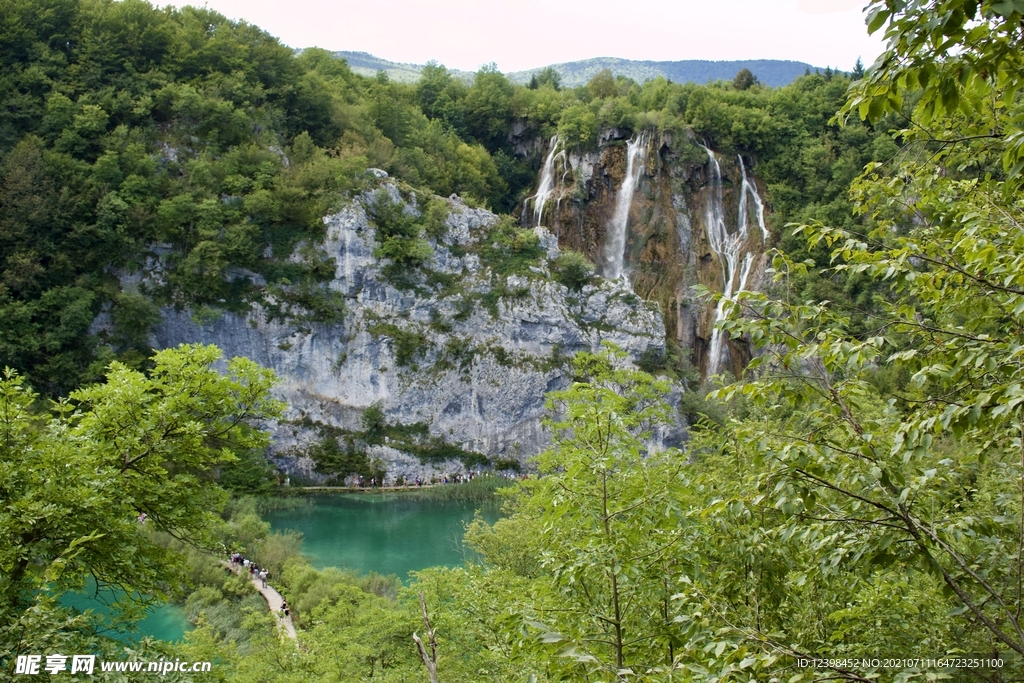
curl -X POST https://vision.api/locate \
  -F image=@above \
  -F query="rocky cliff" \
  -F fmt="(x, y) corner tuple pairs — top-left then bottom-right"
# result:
(522, 130), (773, 379)
(123, 178), (669, 482)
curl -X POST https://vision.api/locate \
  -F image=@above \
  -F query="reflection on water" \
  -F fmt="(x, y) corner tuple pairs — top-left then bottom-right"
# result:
(265, 493), (499, 578)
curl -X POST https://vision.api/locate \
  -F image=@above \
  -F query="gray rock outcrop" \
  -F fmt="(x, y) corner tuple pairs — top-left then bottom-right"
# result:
(143, 184), (667, 482)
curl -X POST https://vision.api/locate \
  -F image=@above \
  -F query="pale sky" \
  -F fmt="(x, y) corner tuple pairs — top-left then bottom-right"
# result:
(161, 0), (886, 73)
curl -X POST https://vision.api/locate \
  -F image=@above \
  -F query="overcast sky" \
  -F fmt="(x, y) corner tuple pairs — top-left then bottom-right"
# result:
(160, 0), (886, 73)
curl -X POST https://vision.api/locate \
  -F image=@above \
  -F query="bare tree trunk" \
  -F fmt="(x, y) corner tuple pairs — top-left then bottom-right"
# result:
(413, 592), (439, 683)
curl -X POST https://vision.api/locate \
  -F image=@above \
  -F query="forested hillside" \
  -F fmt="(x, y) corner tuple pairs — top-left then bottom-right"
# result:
(0, 0), (884, 396)
(4, 0), (1024, 680)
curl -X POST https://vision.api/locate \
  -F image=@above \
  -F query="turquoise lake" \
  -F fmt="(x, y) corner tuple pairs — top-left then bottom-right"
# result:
(58, 492), (493, 641)
(60, 584), (191, 642)
(264, 492), (499, 578)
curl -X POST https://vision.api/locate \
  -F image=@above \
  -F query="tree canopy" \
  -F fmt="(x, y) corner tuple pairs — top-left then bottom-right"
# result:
(0, 344), (281, 660)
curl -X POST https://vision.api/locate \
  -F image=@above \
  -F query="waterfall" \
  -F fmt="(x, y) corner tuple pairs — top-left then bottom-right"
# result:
(601, 132), (649, 281)
(703, 146), (766, 376)
(738, 155), (769, 243)
(529, 135), (565, 227)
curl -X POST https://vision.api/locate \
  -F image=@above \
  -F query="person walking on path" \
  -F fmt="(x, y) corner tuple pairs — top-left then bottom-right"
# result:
(220, 560), (296, 642)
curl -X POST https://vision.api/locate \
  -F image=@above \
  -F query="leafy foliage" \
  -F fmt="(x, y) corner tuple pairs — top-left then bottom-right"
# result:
(846, 0), (1024, 179)
(0, 344), (280, 662)
(479, 216), (545, 277)
(677, 0), (1024, 671)
(515, 347), (689, 677)
(13, 1), (1024, 679)
(551, 249), (595, 291)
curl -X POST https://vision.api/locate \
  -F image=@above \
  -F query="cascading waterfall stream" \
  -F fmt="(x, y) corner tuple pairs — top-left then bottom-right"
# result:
(529, 135), (565, 227)
(702, 146), (766, 376)
(601, 132), (649, 281)
(738, 154), (770, 243)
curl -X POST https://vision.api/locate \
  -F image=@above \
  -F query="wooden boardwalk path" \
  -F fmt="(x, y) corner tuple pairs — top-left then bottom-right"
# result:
(222, 561), (296, 641)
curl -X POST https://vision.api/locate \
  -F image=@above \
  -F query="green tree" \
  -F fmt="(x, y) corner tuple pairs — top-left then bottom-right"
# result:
(529, 66), (561, 91)
(0, 344), (281, 657)
(463, 64), (514, 151)
(851, 56), (864, 79)
(703, 188), (1024, 662)
(514, 346), (689, 678)
(417, 60), (453, 118)
(588, 68), (617, 99)
(557, 103), (598, 151)
(845, 0), (1024, 178)
(366, 188), (433, 280)
(731, 67), (756, 90)
(692, 0), (1024, 667)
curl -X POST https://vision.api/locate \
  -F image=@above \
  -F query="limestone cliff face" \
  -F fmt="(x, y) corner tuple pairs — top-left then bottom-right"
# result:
(524, 131), (772, 379)
(140, 181), (668, 481)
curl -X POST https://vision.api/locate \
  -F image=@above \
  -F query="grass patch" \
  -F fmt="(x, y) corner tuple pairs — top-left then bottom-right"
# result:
(410, 474), (512, 502)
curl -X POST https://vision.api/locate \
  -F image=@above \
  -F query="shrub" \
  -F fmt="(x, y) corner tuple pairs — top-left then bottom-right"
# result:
(256, 531), (305, 576)
(367, 322), (430, 367)
(636, 345), (666, 374)
(306, 431), (385, 482)
(480, 216), (544, 276)
(367, 189), (433, 285)
(421, 196), (450, 239)
(361, 401), (387, 438)
(491, 457), (521, 472)
(266, 279), (346, 325)
(552, 250), (594, 291)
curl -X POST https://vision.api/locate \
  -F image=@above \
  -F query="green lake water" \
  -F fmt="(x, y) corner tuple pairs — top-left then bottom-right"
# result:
(57, 492), (492, 642)
(264, 492), (499, 578)
(59, 583), (191, 642)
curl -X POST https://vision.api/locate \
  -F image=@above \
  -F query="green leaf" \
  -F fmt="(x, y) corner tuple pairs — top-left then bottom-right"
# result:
(867, 6), (891, 33)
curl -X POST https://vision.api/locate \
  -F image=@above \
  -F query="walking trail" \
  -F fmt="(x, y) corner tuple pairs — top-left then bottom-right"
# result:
(222, 561), (297, 641)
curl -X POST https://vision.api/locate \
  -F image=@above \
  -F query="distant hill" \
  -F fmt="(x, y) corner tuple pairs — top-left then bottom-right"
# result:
(509, 58), (820, 88)
(330, 51), (822, 88)
(331, 51), (476, 83)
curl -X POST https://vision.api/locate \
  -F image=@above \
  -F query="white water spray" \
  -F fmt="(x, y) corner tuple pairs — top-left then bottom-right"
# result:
(738, 155), (769, 243)
(703, 147), (766, 376)
(601, 132), (649, 281)
(529, 135), (565, 227)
